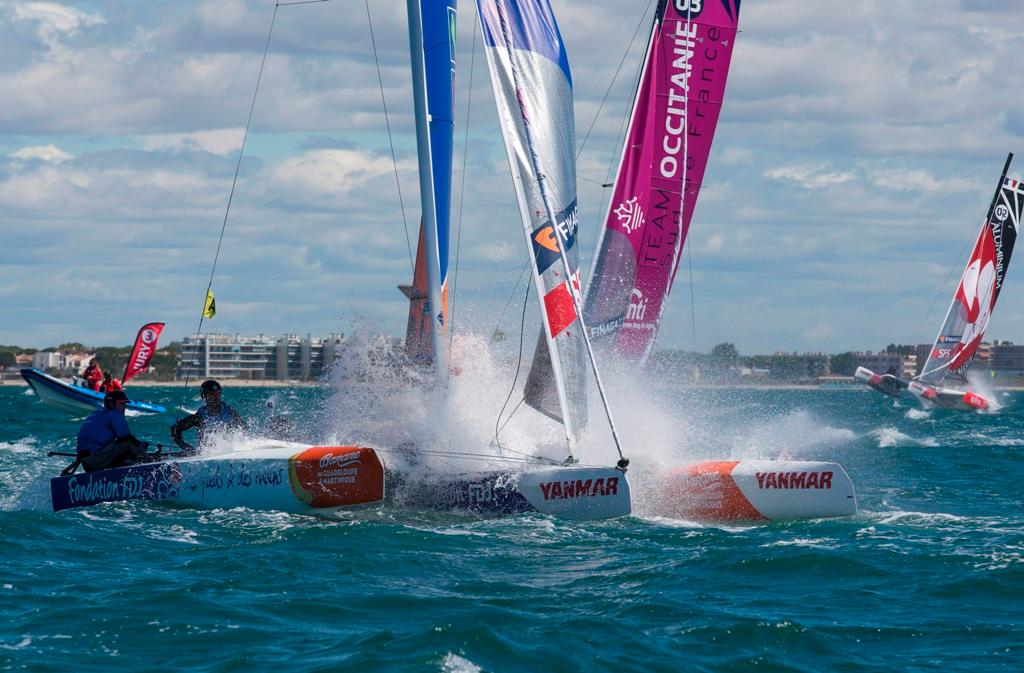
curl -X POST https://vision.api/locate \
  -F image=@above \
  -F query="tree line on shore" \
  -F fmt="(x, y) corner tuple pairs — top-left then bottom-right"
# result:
(0, 343), (182, 381)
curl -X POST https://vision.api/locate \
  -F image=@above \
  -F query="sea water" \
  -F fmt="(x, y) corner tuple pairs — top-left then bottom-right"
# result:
(0, 381), (1021, 672)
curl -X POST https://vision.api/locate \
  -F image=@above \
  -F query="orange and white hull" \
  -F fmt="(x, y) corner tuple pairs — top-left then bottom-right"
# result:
(654, 460), (857, 522)
(51, 445), (386, 513)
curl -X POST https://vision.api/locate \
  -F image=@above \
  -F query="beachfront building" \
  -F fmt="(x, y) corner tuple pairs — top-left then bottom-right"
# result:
(176, 333), (344, 381)
(30, 351), (95, 374)
(856, 352), (917, 379)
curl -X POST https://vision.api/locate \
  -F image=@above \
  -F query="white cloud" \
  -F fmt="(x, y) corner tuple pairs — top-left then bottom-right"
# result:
(9, 144), (73, 163)
(12, 2), (105, 41)
(135, 129), (244, 157)
(803, 323), (834, 341)
(764, 164), (856, 190)
(269, 149), (413, 199)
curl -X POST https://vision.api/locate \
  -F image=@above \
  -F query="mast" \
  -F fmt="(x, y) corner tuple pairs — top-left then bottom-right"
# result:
(406, 0), (456, 380)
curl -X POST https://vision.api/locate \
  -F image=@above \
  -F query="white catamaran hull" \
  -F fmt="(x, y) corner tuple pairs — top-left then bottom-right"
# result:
(51, 445), (385, 513)
(853, 366), (908, 398)
(388, 465), (631, 520)
(654, 460), (857, 522)
(907, 381), (990, 411)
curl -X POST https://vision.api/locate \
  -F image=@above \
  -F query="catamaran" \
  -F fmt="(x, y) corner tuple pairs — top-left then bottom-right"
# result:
(856, 153), (1022, 411)
(580, 0), (856, 521)
(383, 0), (632, 520)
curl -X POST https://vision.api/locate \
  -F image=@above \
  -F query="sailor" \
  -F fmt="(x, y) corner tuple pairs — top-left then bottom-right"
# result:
(75, 390), (147, 472)
(99, 371), (123, 393)
(170, 380), (245, 453)
(82, 358), (103, 391)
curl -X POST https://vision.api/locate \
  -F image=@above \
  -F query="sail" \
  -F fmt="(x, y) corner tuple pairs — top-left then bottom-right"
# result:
(405, 0), (457, 375)
(476, 0), (587, 445)
(920, 155), (1022, 384)
(583, 0), (741, 363)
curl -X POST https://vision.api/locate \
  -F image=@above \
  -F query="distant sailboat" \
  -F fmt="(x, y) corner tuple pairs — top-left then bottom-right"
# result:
(857, 153), (1022, 411)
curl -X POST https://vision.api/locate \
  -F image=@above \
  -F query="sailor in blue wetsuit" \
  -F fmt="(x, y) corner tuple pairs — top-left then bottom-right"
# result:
(76, 390), (147, 472)
(170, 380), (245, 453)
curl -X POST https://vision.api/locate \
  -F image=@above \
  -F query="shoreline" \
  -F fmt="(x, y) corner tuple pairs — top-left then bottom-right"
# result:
(0, 379), (320, 388)
(4, 378), (1024, 391)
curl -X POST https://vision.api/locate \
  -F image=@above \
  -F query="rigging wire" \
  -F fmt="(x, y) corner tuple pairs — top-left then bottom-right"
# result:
(490, 261), (530, 339)
(448, 7), (480, 357)
(176, 1), (316, 420)
(574, 0), (655, 162)
(365, 0), (415, 274)
(909, 237), (973, 346)
(681, 3), (697, 352)
(584, 3), (653, 277)
(492, 273), (533, 455)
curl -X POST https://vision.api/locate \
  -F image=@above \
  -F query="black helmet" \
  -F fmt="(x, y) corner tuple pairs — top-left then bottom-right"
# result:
(103, 390), (129, 409)
(200, 380), (222, 397)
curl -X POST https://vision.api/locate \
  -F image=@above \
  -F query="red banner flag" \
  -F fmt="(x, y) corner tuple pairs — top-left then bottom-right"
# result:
(122, 322), (165, 383)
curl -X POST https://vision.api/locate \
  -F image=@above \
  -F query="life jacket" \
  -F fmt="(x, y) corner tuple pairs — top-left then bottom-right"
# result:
(107, 378), (123, 392)
(196, 403), (238, 442)
(84, 366), (103, 391)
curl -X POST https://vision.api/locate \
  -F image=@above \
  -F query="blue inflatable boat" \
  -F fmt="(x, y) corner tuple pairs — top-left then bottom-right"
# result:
(20, 368), (166, 415)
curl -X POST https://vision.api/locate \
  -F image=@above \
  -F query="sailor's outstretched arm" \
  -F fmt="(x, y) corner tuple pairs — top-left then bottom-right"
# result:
(170, 413), (201, 450)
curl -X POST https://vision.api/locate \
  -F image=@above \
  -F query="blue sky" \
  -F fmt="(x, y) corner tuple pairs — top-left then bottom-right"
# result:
(1, 0), (1023, 355)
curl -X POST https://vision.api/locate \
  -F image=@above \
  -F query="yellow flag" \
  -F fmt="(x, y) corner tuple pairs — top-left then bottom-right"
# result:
(203, 289), (216, 319)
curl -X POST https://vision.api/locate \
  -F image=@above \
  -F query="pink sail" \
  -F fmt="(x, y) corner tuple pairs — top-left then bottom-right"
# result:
(583, 0), (741, 363)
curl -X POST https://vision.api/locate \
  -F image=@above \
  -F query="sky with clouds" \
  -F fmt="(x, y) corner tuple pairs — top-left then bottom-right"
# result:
(2, 0), (1023, 355)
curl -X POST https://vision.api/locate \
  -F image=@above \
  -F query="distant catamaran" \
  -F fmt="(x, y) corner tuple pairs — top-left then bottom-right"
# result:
(856, 153), (1023, 411)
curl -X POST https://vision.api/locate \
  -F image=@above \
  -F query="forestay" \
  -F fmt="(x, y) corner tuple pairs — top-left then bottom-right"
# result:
(476, 0), (587, 446)
(583, 0), (741, 363)
(919, 154), (1022, 384)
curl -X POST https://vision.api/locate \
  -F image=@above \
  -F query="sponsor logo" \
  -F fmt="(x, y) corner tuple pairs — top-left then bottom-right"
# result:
(289, 447), (384, 507)
(530, 201), (578, 276)
(625, 288), (648, 322)
(755, 471), (834, 490)
(994, 204), (1010, 223)
(318, 452), (362, 470)
(614, 197), (645, 234)
(538, 477), (619, 500)
(65, 465), (181, 505)
(674, 0), (703, 17)
(534, 225), (559, 253)
(937, 335), (962, 343)
(141, 328), (158, 345)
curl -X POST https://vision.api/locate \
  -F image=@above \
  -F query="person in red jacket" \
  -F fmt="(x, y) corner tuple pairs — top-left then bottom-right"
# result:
(82, 359), (103, 391)
(99, 371), (123, 393)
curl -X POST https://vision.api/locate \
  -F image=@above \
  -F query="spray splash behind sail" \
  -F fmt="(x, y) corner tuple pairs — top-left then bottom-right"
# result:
(476, 0), (586, 446)
(919, 156), (1022, 384)
(583, 0), (741, 364)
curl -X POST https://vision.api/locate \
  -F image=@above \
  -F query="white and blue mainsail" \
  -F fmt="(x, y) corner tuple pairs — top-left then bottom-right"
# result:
(476, 0), (587, 447)
(404, 0), (457, 377)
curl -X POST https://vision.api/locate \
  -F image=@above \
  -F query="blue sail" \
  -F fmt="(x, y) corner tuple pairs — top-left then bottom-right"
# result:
(406, 0), (457, 375)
